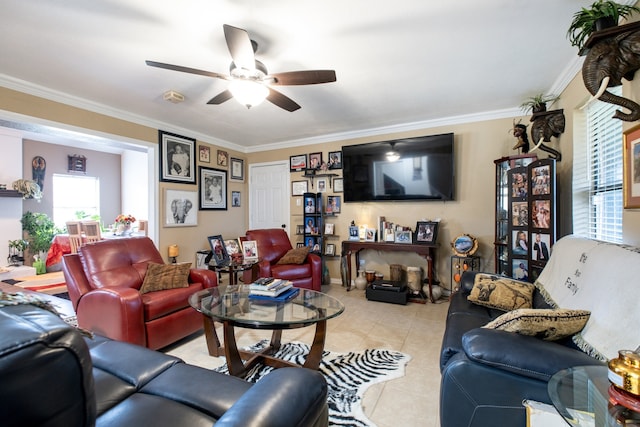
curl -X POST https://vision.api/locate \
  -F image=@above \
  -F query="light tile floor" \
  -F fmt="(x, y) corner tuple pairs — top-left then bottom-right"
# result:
(164, 284), (449, 427)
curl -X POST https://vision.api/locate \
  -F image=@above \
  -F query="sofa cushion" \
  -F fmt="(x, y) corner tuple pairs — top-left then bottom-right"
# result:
(276, 246), (310, 265)
(467, 274), (534, 312)
(140, 263), (191, 294)
(483, 308), (590, 341)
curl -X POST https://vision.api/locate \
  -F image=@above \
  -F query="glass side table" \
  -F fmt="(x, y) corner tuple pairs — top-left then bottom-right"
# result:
(548, 365), (640, 426)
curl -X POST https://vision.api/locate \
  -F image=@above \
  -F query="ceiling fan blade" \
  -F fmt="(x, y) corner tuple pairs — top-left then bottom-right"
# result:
(145, 60), (228, 80)
(207, 90), (233, 105)
(267, 88), (301, 112)
(223, 24), (255, 70)
(270, 70), (337, 86)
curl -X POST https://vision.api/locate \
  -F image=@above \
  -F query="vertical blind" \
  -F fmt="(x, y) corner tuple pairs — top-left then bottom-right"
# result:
(573, 87), (623, 243)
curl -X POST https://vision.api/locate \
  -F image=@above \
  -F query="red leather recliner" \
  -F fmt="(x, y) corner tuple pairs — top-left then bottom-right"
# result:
(244, 228), (322, 291)
(62, 236), (218, 350)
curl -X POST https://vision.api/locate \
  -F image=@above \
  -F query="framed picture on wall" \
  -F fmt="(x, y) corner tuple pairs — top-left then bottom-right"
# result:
(624, 124), (640, 208)
(164, 189), (197, 227)
(230, 157), (244, 181)
(199, 145), (210, 163)
(292, 180), (308, 196)
(290, 154), (307, 171)
(159, 130), (196, 184)
(199, 167), (227, 210)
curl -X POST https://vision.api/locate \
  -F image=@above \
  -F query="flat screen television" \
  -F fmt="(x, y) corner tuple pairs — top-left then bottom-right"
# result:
(342, 132), (454, 202)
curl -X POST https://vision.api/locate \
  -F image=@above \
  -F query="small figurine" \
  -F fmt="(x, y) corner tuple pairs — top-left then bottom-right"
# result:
(512, 122), (530, 153)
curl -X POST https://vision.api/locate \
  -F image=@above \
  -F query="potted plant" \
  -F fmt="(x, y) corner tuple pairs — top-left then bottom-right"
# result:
(520, 93), (560, 114)
(7, 239), (28, 265)
(567, 0), (640, 50)
(20, 211), (58, 259)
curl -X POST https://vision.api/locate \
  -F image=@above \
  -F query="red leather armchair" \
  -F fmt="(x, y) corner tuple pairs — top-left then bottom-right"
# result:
(244, 228), (322, 291)
(62, 236), (218, 350)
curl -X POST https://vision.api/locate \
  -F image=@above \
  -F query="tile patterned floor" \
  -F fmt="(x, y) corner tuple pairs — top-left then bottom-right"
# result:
(164, 284), (449, 427)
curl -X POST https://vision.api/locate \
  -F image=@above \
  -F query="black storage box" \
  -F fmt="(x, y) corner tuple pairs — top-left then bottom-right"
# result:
(366, 281), (408, 305)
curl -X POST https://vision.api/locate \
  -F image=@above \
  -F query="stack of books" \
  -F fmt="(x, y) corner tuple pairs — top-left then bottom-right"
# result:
(248, 278), (299, 301)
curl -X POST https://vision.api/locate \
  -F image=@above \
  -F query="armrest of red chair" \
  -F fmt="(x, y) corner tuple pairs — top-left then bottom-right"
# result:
(62, 253), (93, 311)
(189, 268), (218, 288)
(256, 260), (274, 279)
(76, 287), (146, 347)
(307, 253), (323, 291)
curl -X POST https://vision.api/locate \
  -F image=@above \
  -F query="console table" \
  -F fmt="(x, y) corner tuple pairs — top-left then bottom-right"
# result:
(341, 241), (438, 302)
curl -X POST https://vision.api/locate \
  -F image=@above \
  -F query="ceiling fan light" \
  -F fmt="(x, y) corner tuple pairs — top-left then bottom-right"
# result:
(229, 79), (268, 108)
(386, 150), (400, 162)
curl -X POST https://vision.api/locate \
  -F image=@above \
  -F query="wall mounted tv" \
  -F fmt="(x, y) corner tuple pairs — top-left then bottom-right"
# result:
(342, 132), (454, 202)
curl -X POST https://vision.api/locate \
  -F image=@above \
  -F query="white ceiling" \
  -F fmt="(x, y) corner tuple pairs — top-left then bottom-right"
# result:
(0, 0), (594, 152)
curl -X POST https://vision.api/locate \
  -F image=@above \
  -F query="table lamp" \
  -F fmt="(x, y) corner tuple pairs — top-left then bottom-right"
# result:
(168, 244), (179, 263)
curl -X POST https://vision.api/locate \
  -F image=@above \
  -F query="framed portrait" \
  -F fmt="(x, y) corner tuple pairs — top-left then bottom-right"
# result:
(224, 239), (241, 256)
(242, 240), (259, 262)
(304, 216), (317, 234)
(531, 232), (551, 262)
(531, 164), (551, 195)
(365, 228), (377, 242)
(199, 145), (210, 163)
(290, 154), (307, 172)
(394, 230), (411, 244)
(324, 223), (335, 235)
(512, 201), (528, 226)
(512, 230), (529, 256)
(308, 152), (323, 170)
(303, 195), (316, 214)
(349, 225), (360, 241)
(333, 178), (343, 193)
(532, 199), (551, 229)
(199, 167), (227, 210)
(325, 243), (335, 256)
(230, 157), (244, 181)
(415, 221), (438, 244)
(231, 191), (240, 207)
(296, 224), (304, 235)
(159, 130), (196, 184)
(326, 195), (341, 213)
(217, 150), (228, 167)
(512, 259), (529, 281)
(292, 180), (308, 196)
(511, 172), (527, 198)
(623, 124), (640, 208)
(317, 178), (328, 193)
(207, 235), (230, 267)
(328, 151), (342, 169)
(164, 189), (197, 227)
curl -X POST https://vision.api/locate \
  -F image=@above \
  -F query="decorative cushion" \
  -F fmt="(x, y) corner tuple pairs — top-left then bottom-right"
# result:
(483, 308), (591, 341)
(276, 247), (310, 265)
(467, 273), (534, 311)
(139, 262), (191, 294)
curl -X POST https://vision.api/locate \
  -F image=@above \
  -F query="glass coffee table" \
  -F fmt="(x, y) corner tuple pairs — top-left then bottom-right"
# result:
(548, 365), (640, 426)
(189, 285), (344, 378)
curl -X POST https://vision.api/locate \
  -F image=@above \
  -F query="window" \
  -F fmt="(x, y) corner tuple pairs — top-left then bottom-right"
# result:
(52, 174), (100, 228)
(573, 87), (623, 243)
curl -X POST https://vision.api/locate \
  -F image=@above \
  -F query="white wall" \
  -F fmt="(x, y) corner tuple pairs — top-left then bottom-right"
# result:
(0, 126), (25, 265)
(121, 149), (151, 237)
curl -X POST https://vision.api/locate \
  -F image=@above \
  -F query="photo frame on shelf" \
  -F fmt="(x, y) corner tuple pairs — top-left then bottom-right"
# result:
(217, 150), (228, 167)
(365, 228), (377, 242)
(231, 191), (240, 207)
(326, 195), (341, 213)
(199, 167), (227, 210)
(224, 239), (241, 256)
(292, 180), (308, 196)
(296, 224), (304, 235)
(333, 177), (343, 193)
(207, 235), (230, 267)
(199, 145), (210, 163)
(328, 151), (342, 169)
(309, 152), (323, 170)
(164, 189), (197, 227)
(317, 178), (328, 193)
(304, 195), (316, 213)
(394, 230), (412, 244)
(159, 130), (196, 184)
(242, 240), (259, 262)
(290, 154), (307, 171)
(324, 223), (335, 235)
(623, 124), (640, 208)
(325, 243), (335, 256)
(349, 225), (360, 241)
(230, 157), (244, 181)
(415, 221), (438, 244)
(296, 242), (305, 248)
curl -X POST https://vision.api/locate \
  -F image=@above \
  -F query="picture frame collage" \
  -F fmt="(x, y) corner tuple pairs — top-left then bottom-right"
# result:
(507, 158), (556, 283)
(159, 130), (246, 228)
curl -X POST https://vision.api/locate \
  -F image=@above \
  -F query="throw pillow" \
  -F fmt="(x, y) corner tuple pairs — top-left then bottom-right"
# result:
(483, 308), (591, 341)
(139, 262), (191, 294)
(467, 273), (535, 311)
(276, 246), (310, 265)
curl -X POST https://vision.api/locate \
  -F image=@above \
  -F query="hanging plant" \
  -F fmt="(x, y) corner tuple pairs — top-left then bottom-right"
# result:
(520, 93), (560, 114)
(567, 0), (640, 50)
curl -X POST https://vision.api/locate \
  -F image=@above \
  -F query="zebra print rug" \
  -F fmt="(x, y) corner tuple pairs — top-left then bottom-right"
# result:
(214, 340), (411, 427)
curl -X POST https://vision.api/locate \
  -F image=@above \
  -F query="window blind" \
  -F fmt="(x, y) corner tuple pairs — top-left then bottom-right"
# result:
(573, 87), (623, 243)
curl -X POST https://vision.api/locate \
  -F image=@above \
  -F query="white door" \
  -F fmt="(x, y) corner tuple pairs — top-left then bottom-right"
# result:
(248, 161), (290, 233)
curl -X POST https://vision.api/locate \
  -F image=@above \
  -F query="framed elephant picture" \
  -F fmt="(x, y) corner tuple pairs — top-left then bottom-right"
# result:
(164, 189), (197, 227)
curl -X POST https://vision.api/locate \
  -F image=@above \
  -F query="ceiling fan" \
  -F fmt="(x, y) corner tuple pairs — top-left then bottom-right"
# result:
(146, 24), (336, 112)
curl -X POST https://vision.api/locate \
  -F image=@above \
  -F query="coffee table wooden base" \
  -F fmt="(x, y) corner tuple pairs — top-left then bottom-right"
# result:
(205, 317), (327, 378)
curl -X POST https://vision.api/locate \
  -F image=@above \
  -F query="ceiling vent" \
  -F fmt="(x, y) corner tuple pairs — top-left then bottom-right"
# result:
(163, 90), (185, 103)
